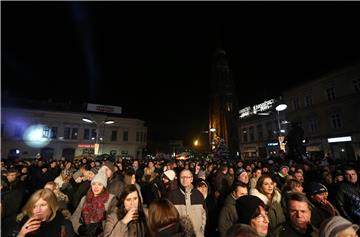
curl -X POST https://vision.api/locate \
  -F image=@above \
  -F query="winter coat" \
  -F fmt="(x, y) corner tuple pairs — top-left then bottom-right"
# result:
(310, 200), (339, 228)
(218, 194), (238, 237)
(4, 211), (67, 237)
(71, 180), (90, 211)
(155, 217), (195, 237)
(250, 188), (286, 230)
(335, 181), (360, 224)
(70, 193), (116, 236)
(107, 173), (125, 199)
(273, 222), (319, 237)
(168, 186), (207, 237)
(103, 206), (148, 237)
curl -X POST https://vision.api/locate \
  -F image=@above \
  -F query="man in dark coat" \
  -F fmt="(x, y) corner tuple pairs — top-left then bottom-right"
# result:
(335, 166), (360, 224)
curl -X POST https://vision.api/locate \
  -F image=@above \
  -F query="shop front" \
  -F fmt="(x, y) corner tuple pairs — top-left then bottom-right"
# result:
(327, 136), (355, 160)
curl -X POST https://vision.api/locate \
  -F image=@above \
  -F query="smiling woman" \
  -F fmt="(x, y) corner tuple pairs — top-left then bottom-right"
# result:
(70, 170), (117, 237)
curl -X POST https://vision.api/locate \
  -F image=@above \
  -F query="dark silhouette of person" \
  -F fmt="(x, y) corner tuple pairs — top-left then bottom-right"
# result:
(284, 122), (307, 163)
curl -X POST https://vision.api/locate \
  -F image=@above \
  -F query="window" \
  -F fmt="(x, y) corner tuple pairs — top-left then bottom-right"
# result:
(249, 126), (255, 142)
(242, 128), (248, 143)
(353, 78), (360, 93)
(91, 129), (97, 140)
(123, 131), (128, 141)
(140, 132), (143, 142)
(308, 118), (319, 133)
(143, 132), (147, 142)
(64, 127), (71, 139)
(42, 126), (50, 138)
(136, 132), (140, 142)
(71, 128), (78, 140)
(83, 128), (90, 140)
(331, 113), (342, 129)
(292, 97), (300, 110)
(111, 131), (117, 141)
(257, 124), (263, 141)
(305, 95), (313, 107)
(326, 87), (336, 101)
(50, 127), (57, 139)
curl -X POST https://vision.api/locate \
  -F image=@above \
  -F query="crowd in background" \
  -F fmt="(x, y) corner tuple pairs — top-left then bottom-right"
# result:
(1, 153), (359, 237)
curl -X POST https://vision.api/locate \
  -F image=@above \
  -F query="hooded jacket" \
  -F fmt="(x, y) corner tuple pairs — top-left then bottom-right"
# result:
(168, 185), (207, 237)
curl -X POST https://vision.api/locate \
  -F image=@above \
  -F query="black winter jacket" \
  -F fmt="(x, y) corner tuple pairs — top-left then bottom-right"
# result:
(335, 181), (360, 224)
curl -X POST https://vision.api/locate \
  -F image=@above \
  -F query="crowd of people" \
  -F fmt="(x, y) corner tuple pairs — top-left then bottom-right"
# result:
(1, 153), (359, 237)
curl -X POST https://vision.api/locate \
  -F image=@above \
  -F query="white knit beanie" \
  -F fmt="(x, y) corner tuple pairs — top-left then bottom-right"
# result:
(164, 169), (176, 181)
(91, 170), (108, 188)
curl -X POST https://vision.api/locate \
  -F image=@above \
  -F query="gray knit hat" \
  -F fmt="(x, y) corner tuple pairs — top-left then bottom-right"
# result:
(72, 170), (83, 180)
(91, 170), (108, 188)
(319, 216), (359, 237)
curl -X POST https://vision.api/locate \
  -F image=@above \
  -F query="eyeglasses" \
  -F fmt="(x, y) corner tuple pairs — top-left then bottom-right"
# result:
(254, 212), (269, 222)
(180, 176), (193, 179)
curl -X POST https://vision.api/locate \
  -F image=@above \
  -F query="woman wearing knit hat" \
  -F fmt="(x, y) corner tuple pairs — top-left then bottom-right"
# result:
(235, 195), (269, 237)
(70, 170), (117, 236)
(319, 216), (359, 237)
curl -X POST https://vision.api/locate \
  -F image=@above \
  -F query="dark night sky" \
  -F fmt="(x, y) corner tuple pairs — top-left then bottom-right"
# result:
(2, 2), (360, 145)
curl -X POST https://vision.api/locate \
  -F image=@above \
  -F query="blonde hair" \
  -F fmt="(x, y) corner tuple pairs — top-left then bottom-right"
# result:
(17, 188), (58, 222)
(44, 181), (57, 191)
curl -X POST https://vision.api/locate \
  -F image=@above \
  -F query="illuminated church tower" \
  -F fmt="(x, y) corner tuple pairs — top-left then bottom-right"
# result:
(209, 48), (239, 157)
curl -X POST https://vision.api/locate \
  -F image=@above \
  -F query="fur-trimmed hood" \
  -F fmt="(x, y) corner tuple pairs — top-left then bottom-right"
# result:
(179, 216), (196, 237)
(249, 188), (282, 206)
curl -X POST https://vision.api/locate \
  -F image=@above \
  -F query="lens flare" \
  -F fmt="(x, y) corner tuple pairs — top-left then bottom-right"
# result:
(23, 124), (51, 148)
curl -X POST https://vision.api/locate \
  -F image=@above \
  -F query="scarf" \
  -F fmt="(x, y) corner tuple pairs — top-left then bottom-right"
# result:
(82, 190), (109, 224)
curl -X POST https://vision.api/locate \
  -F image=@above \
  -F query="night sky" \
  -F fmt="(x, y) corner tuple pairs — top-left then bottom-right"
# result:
(2, 2), (360, 145)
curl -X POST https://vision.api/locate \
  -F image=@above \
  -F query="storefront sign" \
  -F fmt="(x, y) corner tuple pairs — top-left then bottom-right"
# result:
(78, 144), (95, 148)
(87, 103), (122, 115)
(327, 136), (352, 143)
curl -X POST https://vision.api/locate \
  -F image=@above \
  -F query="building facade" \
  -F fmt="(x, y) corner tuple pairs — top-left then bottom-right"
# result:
(1, 106), (147, 160)
(238, 98), (287, 160)
(283, 64), (360, 160)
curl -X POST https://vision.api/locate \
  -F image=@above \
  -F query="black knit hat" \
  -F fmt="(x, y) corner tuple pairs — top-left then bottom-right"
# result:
(236, 168), (246, 176)
(307, 182), (328, 196)
(90, 166), (100, 175)
(236, 195), (264, 224)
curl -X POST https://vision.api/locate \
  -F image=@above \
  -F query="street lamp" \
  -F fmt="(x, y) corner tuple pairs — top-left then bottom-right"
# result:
(209, 127), (217, 151)
(275, 104), (287, 152)
(82, 117), (115, 155)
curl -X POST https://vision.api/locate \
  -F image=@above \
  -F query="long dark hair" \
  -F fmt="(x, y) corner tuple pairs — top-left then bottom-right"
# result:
(117, 184), (146, 222)
(256, 174), (276, 208)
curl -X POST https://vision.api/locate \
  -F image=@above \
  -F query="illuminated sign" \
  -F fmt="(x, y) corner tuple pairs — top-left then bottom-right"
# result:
(239, 106), (251, 118)
(87, 103), (122, 114)
(78, 144), (95, 148)
(327, 136), (352, 143)
(239, 99), (275, 118)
